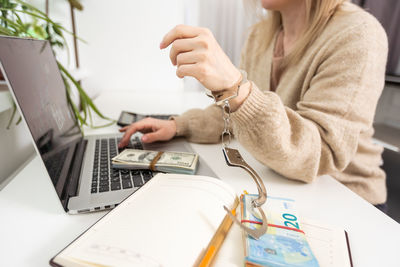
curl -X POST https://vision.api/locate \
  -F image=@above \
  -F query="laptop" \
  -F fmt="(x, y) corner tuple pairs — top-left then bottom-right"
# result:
(0, 36), (216, 214)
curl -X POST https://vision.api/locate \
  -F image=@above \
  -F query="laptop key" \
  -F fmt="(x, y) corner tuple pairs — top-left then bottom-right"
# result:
(131, 170), (140, 175)
(132, 175), (144, 187)
(121, 174), (130, 180)
(91, 187), (97, 193)
(122, 179), (133, 189)
(111, 183), (121, 191)
(142, 171), (153, 182)
(99, 186), (109, 192)
(99, 177), (109, 182)
(100, 177), (108, 183)
(111, 177), (120, 182)
(99, 181), (109, 186)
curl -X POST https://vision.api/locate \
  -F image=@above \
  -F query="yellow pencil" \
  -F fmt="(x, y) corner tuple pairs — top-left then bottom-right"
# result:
(197, 197), (240, 267)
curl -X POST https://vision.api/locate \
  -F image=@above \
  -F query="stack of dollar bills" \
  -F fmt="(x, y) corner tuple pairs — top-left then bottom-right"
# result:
(241, 194), (320, 267)
(112, 149), (199, 175)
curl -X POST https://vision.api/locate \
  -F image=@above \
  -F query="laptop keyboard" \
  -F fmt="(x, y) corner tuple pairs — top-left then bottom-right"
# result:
(44, 147), (69, 187)
(91, 136), (153, 194)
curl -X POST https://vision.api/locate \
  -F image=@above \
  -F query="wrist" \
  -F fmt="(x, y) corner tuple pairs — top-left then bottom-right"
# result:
(225, 68), (242, 90)
(169, 116), (186, 137)
(207, 69), (248, 105)
(229, 81), (251, 112)
(170, 119), (177, 136)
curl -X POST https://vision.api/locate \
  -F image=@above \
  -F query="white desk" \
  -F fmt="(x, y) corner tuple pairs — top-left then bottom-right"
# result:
(1, 91), (399, 267)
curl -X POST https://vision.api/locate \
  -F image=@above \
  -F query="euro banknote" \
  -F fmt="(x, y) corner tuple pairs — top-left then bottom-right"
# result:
(241, 194), (320, 267)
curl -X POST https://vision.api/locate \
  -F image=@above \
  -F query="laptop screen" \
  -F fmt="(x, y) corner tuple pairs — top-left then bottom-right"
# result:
(0, 37), (82, 196)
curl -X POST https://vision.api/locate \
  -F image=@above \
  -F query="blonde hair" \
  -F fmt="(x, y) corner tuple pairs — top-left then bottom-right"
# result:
(249, 0), (347, 67)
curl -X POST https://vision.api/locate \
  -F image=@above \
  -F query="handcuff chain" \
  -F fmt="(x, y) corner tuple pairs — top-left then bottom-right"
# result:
(206, 75), (268, 239)
(221, 100), (231, 147)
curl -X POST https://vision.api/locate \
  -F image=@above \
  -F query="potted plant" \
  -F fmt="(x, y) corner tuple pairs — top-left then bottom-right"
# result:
(0, 0), (113, 128)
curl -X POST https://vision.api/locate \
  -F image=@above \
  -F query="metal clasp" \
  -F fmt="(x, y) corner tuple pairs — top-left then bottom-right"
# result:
(222, 146), (268, 239)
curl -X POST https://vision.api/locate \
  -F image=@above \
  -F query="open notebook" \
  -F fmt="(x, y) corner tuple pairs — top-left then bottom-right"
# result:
(302, 219), (353, 267)
(50, 174), (237, 267)
(50, 173), (352, 267)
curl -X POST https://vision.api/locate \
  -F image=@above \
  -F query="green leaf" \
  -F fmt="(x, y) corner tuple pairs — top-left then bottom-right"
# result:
(33, 24), (47, 38)
(52, 23), (62, 36)
(0, 24), (14, 35)
(58, 62), (115, 128)
(16, 116), (22, 125)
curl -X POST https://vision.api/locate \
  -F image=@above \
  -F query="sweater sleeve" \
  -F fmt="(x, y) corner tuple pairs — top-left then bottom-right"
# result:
(230, 20), (388, 183)
(172, 104), (224, 143)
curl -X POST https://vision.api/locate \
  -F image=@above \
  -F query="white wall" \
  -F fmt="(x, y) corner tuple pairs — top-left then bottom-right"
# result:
(37, 0), (185, 96)
(76, 0), (184, 95)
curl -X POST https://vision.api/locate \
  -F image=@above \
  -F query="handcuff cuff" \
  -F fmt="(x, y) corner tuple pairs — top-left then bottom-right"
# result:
(205, 70), (268, 239)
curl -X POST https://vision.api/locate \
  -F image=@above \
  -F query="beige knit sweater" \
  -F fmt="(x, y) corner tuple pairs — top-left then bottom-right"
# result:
(174, 2), (388, 205)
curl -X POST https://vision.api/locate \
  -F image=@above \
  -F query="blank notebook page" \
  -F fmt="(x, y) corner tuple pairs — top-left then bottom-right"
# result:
(53, 173), (237, 267)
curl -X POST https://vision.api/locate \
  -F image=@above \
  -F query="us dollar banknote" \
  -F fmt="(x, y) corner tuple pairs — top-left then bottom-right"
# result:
(112, 149), (199, 175)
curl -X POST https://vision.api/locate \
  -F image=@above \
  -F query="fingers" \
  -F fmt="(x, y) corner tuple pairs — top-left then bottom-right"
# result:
(118, 119), (154, 148)
(175, 51), (202, 67)
(176, 63), (207, 82)
(170, 38), (211, 67)
(169, 38), (195, 65)
(119, 126), (129, 132)
(176, 63), (196, 79)
(160, 24), (203, 49)
(118, 128), (136, 148)
(142, 131), (164, 143)
(142, 124), (175, 143)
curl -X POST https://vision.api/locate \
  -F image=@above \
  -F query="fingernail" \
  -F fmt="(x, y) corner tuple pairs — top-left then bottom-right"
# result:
(159, 42), (164, 49)
(142, 136), (147, 142)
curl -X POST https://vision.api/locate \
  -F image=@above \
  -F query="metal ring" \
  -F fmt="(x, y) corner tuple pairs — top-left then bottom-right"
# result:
(221, 130), (231, 147)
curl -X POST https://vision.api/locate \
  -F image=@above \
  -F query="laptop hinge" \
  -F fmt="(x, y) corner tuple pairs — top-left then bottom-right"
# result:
(66, 138), (88, 198)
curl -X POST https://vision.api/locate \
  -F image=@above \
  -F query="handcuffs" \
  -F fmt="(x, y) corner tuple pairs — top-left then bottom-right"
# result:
(205, 70), (268, 239)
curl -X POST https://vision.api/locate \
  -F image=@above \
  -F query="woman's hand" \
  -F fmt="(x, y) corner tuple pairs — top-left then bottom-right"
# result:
(160, 24), (241, 92)
(118, 118), (177, 148)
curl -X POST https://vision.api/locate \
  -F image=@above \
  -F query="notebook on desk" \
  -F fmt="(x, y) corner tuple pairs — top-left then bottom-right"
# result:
(50, 173), (354, 267)
(0, 36), (216, 214)
(50, 173), (238, 267)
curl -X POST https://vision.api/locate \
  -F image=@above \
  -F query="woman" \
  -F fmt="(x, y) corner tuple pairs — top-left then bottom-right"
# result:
(119, 0), (388, 209)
